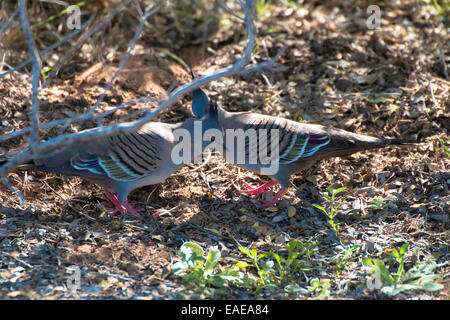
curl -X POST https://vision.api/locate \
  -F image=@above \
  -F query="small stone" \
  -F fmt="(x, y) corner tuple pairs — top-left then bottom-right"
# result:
(287, 206), (296, 218)
(157, 283), (167, 294)
(278, 199), (290, 210)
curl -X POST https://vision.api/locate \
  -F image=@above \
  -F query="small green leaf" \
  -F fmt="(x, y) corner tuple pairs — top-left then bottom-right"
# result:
(220, 268), (241, 279)
(271, 252), (283, 264)
(374, 260), (394, 284)
(391, 248), (399, 259)
(255, 252), (272, 262)
(171, 261), (188, 275)
(260, 259), (274, 271)
(287, 240), (302, 252)
(238, 246), (251, 257)
(334, 187), (347, 195)
(399, 243), (409, 255)
(285, 283), (306, 295)
(180, 242), (204, 267)
(308, 278), (321, 289)
(362, 256), (374, 267)
(418, 280), (444, 292)
(208, 274), (226, 288)
(312, 204), (328, 215)
(236, 261), (253, 268)
(205, 246), (221, 272)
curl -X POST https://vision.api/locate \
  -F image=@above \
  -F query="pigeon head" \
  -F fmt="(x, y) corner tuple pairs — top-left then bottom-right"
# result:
(192, 87), (210, 119)
(191, 87), (224, 153)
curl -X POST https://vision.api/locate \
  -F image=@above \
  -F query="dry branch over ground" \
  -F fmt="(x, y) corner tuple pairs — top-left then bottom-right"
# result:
(0, 0), (448, 299)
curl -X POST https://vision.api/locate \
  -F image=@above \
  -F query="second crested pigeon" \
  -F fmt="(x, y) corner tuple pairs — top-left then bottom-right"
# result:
(200, 88), (415, 207)
(2, 89), (221, 217)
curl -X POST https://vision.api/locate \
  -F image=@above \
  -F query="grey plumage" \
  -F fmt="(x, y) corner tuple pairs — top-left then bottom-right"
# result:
(1, 88), (221, 216)
(203, 89), (415, 206)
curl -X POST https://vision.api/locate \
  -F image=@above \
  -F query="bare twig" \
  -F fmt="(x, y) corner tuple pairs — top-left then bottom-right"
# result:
(87, 1), (165, 120)
(0, 13), (96, 81)
(1, 252), (33, 269)
(240, 44), (288, 82)
(42, 0), (135, 88)
(41, 180), (97, 222)
(0, 8), (19, 36)
(0, 1), (163, 141)
(216, 0), (244, 20)
(435, 33), (448, 80)
(0, 96), (157, 143)
(2, 176), (25, 205)
(0, 0), (262, 179)
(18, 0), (41, 151)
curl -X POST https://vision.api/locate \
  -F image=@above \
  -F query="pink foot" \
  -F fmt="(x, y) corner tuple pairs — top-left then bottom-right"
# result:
(260, 187), (288, 208)
(104, 190), (142, 218)
(238, 180), (278, 197)
(122, 201), (144, 218)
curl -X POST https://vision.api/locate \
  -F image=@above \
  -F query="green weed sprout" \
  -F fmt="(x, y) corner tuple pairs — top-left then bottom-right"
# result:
(237, 240), (319, 294)
(172, 242), (240, 297)
(312, 186), (347, 233)
(362, 243), (445, 296)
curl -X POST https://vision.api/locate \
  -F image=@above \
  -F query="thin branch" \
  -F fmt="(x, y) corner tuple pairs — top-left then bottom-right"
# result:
(2, 177), (25, 205)
(87, 1), (165, 119)
(435, 33), (448, 80)
(0, 0), (259, 178)
(19, 0), (41, 151)
(0, 8), (19, 37)
(240, 44), (288, 81)
(42, 0), (135, 88)
(0, 12), (96, 80)
(0, 96), (157, 143)
(216, 0), (244, 20)
(0, 0), (162, 141)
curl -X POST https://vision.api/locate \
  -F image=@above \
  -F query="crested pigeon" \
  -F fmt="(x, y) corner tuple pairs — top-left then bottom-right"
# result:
(200, 88), (415, 207)
(1, 88), (221, 217)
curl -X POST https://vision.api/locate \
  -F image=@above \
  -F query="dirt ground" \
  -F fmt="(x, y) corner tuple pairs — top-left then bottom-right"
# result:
(0, 0), (448, 299)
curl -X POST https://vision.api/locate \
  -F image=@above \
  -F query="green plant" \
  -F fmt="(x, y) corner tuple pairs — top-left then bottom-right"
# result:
(236, 246), (276, 292)
(40, 66), (52, 81)
(236, 240), (319, 293)
(362, 243), (445, 296)
(280, 0), (301, 9)
(271, 240), (318, 284)
(435, 137), (450, 158)
(368, 196), (385, 210)
(284, 277), (331, 299)
(306, 278), (330, 299)
(255, 0), (272, 18)
(332, 243), (360, 275)
(367, 196), (398, 212)
(172, 242), (240, 297)
(32, 1), (85, 29)
(419, 0), (449, 19)
(312, 186), (347, 233)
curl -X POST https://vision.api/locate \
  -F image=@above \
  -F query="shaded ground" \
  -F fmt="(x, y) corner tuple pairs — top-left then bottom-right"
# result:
(0, 0), (448, 299)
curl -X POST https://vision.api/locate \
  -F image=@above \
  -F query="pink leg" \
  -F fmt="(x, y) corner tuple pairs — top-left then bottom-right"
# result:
(261, 187), (288, 208)
(122, 201), (143, 218)
(239, 180), (278, 197)
(104, 190), (126, 215)
(104, 190), (142, 218)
